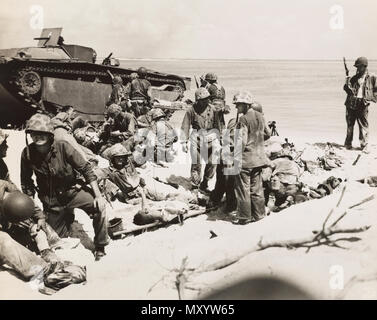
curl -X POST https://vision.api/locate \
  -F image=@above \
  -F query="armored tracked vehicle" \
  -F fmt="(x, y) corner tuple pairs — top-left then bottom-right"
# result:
(0, 28), (191, 127)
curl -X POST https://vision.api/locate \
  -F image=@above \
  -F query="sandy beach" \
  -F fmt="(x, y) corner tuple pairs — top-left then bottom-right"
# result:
(1, 120), (377, 300)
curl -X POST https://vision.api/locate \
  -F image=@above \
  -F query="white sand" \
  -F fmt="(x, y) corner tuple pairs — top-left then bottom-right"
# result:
(1, 129), (377, 300)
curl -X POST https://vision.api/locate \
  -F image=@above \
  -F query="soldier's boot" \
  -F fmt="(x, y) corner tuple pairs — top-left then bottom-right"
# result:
(94, 246), (106, 261)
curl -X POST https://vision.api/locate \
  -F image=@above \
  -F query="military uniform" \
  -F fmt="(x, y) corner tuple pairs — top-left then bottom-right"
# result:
(233, 92), (271, 222)
(129, 77), (151, 117)
(20, 115), (108, 249)
(343, 57), (377, 149)
(99, 104), (138, 155)
(149, 110), (178, 164)
(209, 118), (237, 211)
(181, 98), (223, 188)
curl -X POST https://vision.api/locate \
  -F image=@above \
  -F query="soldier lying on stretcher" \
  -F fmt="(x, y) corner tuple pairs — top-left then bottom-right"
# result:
(97, 143), (197, 204)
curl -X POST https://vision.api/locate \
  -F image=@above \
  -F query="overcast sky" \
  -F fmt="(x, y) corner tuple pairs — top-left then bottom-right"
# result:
(0, 0), (376, 59)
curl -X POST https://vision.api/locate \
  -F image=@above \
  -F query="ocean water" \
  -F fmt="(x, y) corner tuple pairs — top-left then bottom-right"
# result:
(120, 59), (377, 145)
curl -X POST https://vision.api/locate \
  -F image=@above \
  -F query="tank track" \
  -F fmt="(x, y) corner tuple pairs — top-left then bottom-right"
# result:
(10, 60), (186, 89)
(4, 59), (186, 119)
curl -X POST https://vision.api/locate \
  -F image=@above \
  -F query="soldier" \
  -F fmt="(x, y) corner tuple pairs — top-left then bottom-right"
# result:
(180, 87), (224, 193)
(51, 112), (98, 164)
(148, 108), (178, 165)
(343, 57), (377, 151)
(98, 103), (138, 155)
(20, 114), (109, 261)
(129, 67), (152, 117)
(96, 144), (148, 211)
(204, 72), (230, 132)
(207, 117), (237, 212)
(1, 128), (70, 262)
(231, 91), (271, 224)
(107, 75), (128, 111)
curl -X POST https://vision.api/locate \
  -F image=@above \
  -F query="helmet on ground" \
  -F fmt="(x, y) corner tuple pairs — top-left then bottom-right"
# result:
(3, 191), (35, 223)
(152, 108), (165, 120)
(354, 57), (368, 67)
(104, 143), (132, 160)
(106, 104), (122, 118)
(0, 129), (8, 145)
(25, 114), (54, 134)
(205, 72), (217, 81)
(113, 76), (123, 85)
(251, 101), (263, 113)
(195, 88), (210, 101)
(130, 72), (139, 80)
(137, 67), (147, 77)
(233, 91), (253, 105)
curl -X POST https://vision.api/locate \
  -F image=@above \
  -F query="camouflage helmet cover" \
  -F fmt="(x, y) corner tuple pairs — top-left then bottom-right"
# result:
(130, 72), (139, 80)
(205, 72), (217, 81)
(195, 87), (210, 101)
(25, 114), (54, 134)
(251, 101), (263, 113)
(233, 91), (253, 105)
(106, 104), (122, 117)
(0, 129), (8, 145)
(151, 108), (165, 120)
(103, 143), (132, 160)
(113, 75), (123, 85)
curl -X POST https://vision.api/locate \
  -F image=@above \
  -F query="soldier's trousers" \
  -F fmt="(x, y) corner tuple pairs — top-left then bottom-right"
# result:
(210, 162), (236, 211)
(0, 230), (47, 280)
(189, 137), (220, 186)
(234, 167), (266, 221)
(42, 188), (109, 248)
(345, 104), (369, 148)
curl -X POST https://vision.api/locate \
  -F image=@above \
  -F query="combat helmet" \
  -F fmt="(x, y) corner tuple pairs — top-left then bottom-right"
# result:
(25, 114), (54, 134)
(233, 91), (253, 105)
(106, 104), (122, 118)
(103, 143), (132, 161)
(0, 129), (8, 145)
(151, 108), (166, 120)
(130, 72), (139, 80)
(205, 72), (217, 81)
(354, 57), (368, 67)
(113, 75), (123, 85)
(137, 67), (147, 78)
(251, 101), (263, 114)
(195, 88), (210, 101)
(3, 191), (35, 223)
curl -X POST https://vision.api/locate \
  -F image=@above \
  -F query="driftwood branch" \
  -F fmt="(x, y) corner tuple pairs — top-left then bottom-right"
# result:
(196, 190), (374, 273)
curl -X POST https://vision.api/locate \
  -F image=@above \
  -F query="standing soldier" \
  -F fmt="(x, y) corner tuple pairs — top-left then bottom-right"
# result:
(180, 88), (224, 193)
(148, 108), (178, 165)
(343, 57), (377, 151)
(204, 72), (230, 132)
(20, 114), (109, 261)
(129, 67), (152, 117)
(231, 91), (271, 225)
(107, 75), (128, 111)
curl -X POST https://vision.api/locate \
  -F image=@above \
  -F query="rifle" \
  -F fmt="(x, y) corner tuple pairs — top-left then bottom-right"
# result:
(343, 57), (349, 77)
(194, 75), (200, 88)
